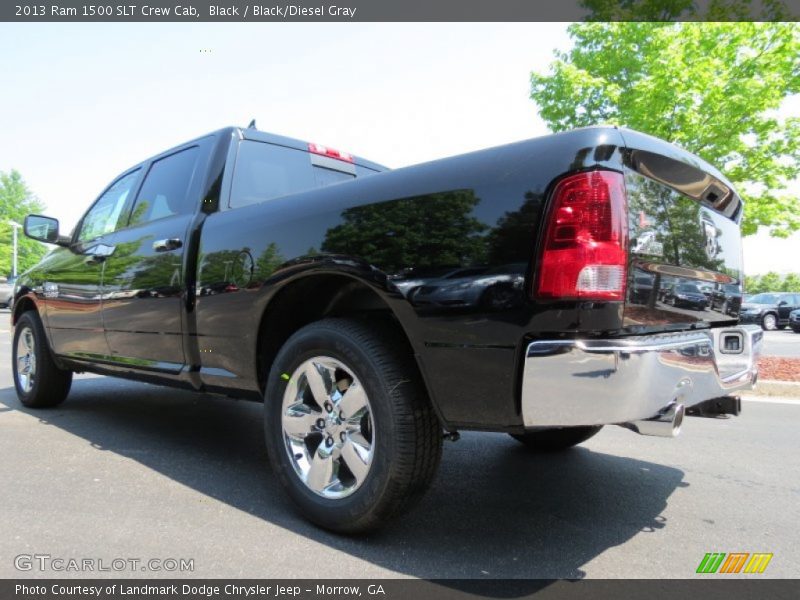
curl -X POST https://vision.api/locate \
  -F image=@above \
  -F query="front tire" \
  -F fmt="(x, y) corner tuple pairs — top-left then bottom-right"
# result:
(762, 313), (777, 331)
(264, 318), (442, 533)
(13, 311), (72, 408)
(511, 426), (602, 452)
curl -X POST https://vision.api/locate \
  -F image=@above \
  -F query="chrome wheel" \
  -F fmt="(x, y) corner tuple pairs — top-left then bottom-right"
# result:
(762, 313), (777, 331)
(281, 356), (374, 499)
(15, 326), (36, 393)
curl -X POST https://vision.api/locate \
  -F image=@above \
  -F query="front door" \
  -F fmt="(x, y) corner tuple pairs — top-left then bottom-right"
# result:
(100, 145), (202, 370)
(45, 169), (141, 359)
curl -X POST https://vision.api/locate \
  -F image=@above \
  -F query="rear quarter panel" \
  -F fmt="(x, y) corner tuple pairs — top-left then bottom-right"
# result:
(196, 127), (628, 429)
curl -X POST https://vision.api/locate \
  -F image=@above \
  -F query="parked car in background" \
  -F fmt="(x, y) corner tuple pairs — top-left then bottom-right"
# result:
(0, 276), (16, 309)
(788, 309), (800, 333)
(662, 283), (708, 310)
(409, 264), (525, 310)
(710, 283), (743, 316)
(630, 272), (655, 305)
(739, 292), (800, 330)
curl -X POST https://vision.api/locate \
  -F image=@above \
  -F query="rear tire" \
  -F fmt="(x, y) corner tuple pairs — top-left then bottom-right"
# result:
(13, 311), (72, 408)
(511, 426), (602, 452)
(263, 317), (442, 533)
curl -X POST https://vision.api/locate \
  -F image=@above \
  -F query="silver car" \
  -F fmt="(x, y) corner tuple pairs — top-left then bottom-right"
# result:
(0, 276), (16, 309)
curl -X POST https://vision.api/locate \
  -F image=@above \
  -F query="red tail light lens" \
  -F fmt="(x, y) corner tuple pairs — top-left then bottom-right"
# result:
(535, 170), (628, 301)
(308, 142), (354, 163)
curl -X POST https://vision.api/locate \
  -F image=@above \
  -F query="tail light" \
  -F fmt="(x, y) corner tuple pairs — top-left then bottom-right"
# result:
(535, 170), (628, 301)
(308, 142), (354, 163)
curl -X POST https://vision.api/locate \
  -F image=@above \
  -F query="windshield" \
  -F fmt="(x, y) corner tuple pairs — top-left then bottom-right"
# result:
(748, 293), (780, 304)
(677, 284), (701, 293)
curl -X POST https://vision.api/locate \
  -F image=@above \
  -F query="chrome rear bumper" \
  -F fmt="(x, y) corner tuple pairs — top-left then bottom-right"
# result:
(520, 325), (762, 428)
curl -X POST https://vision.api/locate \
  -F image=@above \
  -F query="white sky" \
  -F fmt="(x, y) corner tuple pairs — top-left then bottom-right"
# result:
(0, 22), (797, 275)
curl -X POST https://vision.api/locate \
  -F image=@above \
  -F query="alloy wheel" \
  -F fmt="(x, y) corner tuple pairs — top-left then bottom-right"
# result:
(15, 326), (36, 393)
(281, 356), (374, 499)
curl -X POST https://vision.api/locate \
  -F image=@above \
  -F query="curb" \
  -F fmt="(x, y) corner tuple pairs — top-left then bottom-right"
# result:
(742, 379), (800, 398)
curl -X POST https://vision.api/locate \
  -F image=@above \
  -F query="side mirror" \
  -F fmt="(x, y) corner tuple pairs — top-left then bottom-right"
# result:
(24, 214), (64, 245)
(778, 300), (788, 307)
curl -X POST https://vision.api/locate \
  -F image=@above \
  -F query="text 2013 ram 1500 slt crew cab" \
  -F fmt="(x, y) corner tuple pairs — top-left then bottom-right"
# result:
(12, 125), (761, 532)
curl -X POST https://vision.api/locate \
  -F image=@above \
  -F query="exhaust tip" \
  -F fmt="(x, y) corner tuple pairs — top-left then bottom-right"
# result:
(623, 402), (685, 438)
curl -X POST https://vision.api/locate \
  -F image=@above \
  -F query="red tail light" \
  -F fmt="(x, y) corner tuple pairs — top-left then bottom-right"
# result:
(308, 142), (354, 163)
(535, 170), (628, 301)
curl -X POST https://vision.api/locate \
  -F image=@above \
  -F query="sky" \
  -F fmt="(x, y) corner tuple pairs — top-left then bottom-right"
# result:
(0, 22), (797, 275)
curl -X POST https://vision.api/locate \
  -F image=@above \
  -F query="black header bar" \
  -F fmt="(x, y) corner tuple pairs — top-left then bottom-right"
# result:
(2, 0), (799, 22)
(3, 579), (800, 600)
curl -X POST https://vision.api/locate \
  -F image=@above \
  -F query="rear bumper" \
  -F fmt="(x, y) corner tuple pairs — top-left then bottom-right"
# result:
(520, 325), (762, 427)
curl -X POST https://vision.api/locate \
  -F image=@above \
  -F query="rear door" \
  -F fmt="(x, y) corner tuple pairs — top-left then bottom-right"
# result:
(99, 143), (204, 371)
(779, 294), (800, 322)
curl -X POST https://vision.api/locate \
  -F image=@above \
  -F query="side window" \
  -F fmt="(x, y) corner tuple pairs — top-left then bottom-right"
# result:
(230, 140), (354, 209)
(129, 146), (199, 227)
(78, 170), (140, 243)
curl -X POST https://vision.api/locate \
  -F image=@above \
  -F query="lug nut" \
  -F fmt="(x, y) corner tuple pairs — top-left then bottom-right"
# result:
(316, 418), (325, 429)
(324, 402), (333, 412)
(339, 432), (346, 442)
(326, 436), (334, 447)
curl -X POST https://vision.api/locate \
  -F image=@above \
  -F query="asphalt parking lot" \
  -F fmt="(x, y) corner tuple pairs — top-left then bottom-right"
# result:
(760, 328), (800, 358)
(1, 310), (798, 580)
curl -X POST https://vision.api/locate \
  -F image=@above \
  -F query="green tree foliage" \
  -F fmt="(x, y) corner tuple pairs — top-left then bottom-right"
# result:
(580, 0), (793, 21)
(745, 271), (800, 293)
(0, 170), (48, 276)
(322, 192), (487, 273)
(781, 273), (800, 292)
(530, 22), (800, 237)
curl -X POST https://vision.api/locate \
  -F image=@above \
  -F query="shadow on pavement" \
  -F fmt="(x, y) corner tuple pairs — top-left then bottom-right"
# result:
(0, 377), (686, 587)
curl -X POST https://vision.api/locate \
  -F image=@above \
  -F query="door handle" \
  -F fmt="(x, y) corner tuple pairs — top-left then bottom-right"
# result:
(153, 238), (183, 252)
(84, 242), (115, 265)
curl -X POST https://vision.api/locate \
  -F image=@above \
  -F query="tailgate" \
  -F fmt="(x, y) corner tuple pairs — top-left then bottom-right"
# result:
(618, 129), (744, 332)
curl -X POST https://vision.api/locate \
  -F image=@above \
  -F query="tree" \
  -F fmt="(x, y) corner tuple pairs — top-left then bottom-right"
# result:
(530, 22), (800, 237)
(780, 273), (800, 292)
(0, 170), (48, 276)
(580, 0), (793, 21)
(757, 271), (782, 293)
(322, 191), (487, 273)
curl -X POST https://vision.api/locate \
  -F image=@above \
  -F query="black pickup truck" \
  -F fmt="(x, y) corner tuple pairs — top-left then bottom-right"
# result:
(13, 125), (761, 532)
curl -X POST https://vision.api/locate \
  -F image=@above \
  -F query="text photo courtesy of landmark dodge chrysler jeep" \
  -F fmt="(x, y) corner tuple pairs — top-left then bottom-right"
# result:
(12, 125), (761, 532)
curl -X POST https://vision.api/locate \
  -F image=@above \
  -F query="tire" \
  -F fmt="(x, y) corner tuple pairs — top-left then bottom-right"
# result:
(13, 311), (72, 408)
(263, 317), (442, 533)
(791, 326), (800, 334)
(761, 313), (777, 331)
(510, 426), (602, 452)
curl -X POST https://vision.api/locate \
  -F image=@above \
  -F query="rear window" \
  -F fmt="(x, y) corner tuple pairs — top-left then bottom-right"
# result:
(230, 140), (355, 209)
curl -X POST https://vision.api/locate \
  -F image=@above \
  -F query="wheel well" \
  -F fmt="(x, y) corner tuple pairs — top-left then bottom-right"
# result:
(255, 275), (413, 394)
(12, 296), (37, 325)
